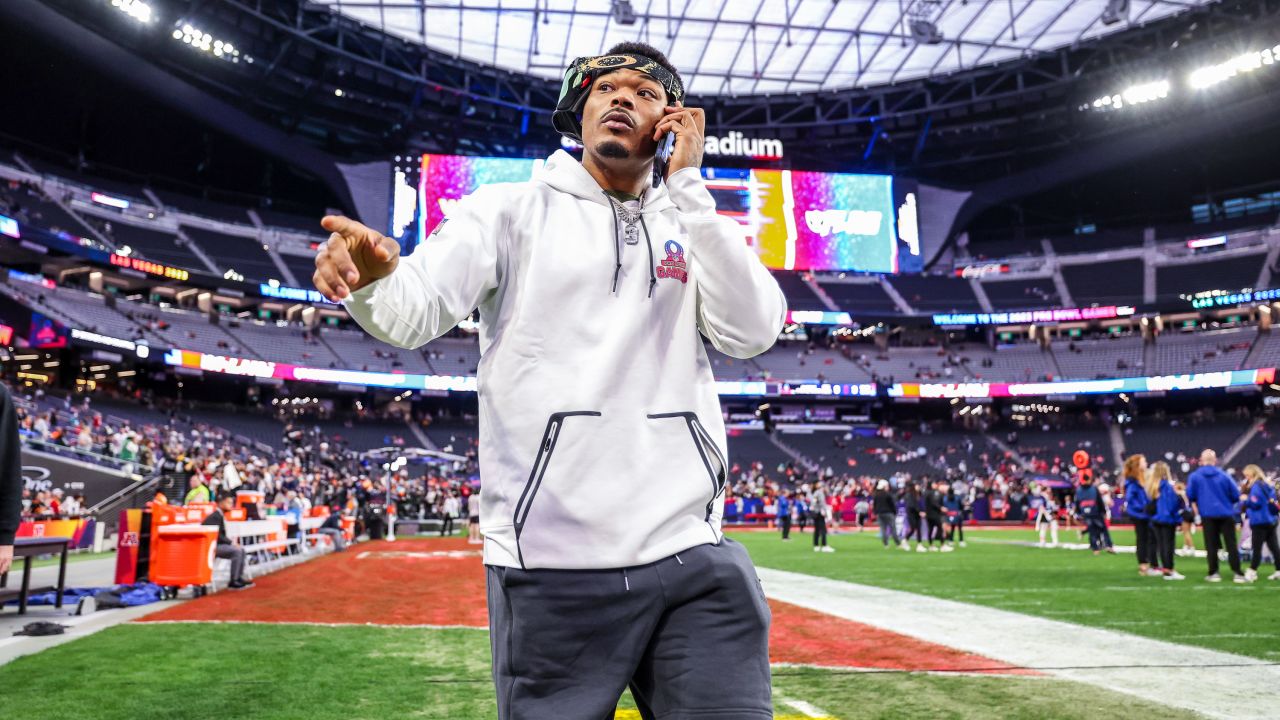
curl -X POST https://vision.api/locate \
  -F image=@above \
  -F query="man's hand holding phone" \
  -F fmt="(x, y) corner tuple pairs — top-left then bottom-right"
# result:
(314, 216), (401, 302)
(653, 104), (705, 182)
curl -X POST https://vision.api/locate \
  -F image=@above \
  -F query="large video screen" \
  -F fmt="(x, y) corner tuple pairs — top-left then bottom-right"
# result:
(389, 153), (922, 274)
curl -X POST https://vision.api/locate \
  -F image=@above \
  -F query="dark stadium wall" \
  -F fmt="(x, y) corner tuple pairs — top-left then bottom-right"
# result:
(936, 79), (1280, 266)
(0, 0), (351, 221)
(965, 124), (1280, 249)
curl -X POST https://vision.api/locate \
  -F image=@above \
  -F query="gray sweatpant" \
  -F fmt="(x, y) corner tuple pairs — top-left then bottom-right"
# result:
(486, 537), (772, 719)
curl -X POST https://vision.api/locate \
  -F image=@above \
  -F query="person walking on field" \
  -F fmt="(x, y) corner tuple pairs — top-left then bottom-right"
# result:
(1186, 449), (1246, 583)
(873, 480), (899, 548)
(811, 482), (833, 553)
(316, 41), (785, 718)
(1122, 454), (1158, 577)
(1239, 464), (1280, 582)
(1149, 461), (1185, 580)
(776, 491), (792, 541)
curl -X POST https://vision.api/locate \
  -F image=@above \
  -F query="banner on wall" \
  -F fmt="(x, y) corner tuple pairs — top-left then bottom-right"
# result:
(21, 446), (142, 506)
(16, 518), (96, 549)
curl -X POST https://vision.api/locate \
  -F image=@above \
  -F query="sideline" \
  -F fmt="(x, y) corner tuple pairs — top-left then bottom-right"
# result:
(759, 566), (1280, 720)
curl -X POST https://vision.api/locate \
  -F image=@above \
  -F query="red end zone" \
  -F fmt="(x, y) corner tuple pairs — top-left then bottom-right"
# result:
(137, 537), (1028, 675)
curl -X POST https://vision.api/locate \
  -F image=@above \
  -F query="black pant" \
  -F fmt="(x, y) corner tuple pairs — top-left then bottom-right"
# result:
(812, 513), (828, 547)
(1085, 518), (1107, 551)
(904, 514), (922, 542)
(947, 520), (964, 543)
(1152, 522), (1176, 571)
(1250, 523), (1280, 571)
(779, 514), (791, 540)
(485, 539), (771, 720)
(1202, 516), (1243, 576)
(926, 516), (944, 545)
(440, 514), (454, 536)
(1130, 517), (1154, 566)
(877, 512), (899, 546)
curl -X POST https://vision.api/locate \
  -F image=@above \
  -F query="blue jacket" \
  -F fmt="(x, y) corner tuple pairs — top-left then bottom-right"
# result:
(1123, 477), (1150, 520)
(1243, 482), (1278, 527)
(776, 496), (791, 518)
(1152, 479), (1183, 526)
(1186, 465), (1240, 519)
(1076, 484), (1104, 521)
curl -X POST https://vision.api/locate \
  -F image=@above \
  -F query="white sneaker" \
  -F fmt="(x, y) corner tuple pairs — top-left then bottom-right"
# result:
(821, 546), (835, 553)
(900, 543), (911, 552)
(940, 545), (954, 553)
(1269, 571), (1280, 581)
(916, 545), (928, 553)
(1164, 571), (1185, 580)
(1205, 574), (1222, 583)
(1245, 569), (1258, 582)
(1144, 568), (1164, 577)
(813, 547), (821, 552)
(1233, 575), (1251, 584)
(929, 546), (940, 552)
(960, 541), (967, 548)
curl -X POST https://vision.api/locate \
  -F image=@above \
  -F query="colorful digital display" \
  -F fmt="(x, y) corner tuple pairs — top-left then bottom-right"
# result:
(889, 368), (1274, 399)
(392, 153), (921, 274)
(932, 305), (1137, 326)
(63, 326), (1271, 399)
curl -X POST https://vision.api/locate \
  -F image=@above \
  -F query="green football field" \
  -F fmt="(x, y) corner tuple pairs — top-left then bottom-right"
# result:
(1, 527), (1273, 719)
(737, 526), (1280, 660)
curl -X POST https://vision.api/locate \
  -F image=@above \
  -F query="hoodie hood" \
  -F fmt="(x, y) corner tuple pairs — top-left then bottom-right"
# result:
(534, 150), (676, 214)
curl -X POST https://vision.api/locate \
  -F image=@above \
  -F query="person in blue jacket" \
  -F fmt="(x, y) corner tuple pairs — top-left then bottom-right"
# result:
(1075, 473), (1113, 555)
(1186, 449), (1245, 583)
(776, 492), (793, 541)
(1240, 464), (1280, 582)
(1122, 454), (1156, 576)
(1149, 461), (1185, 580)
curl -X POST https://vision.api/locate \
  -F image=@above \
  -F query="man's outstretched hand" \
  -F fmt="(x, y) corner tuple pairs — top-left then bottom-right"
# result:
(314, 216), (401, 302)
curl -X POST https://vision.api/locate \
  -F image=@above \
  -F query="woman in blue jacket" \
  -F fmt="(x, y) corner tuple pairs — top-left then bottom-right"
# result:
(1240, 465), (1280, 582)
(1149, 462), (1186, 580)
(1122, 455), (1156, 576)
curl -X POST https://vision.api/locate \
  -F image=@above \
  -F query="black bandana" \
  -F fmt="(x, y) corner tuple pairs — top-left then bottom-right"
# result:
(552, 53), (685, 143)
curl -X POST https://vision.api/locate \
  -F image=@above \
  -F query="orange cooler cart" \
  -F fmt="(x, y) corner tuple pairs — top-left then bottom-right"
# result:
(151, 524), (219, 598)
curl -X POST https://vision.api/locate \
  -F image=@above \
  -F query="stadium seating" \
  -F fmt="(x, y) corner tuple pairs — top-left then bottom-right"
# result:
(980, 277), (1060, 310)
(888, 274), (980, 312)
(182, 226), (280, 282)
(1051, 336), (1145, 379)
(816, 280), (899, 314)
(1155, 254), (1264, 295)
(1060, 259), (1144, 306)
(1147, 327), (1251, 375)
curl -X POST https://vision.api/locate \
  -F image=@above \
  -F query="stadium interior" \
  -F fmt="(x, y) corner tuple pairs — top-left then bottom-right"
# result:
(3, 1), (1280, 718)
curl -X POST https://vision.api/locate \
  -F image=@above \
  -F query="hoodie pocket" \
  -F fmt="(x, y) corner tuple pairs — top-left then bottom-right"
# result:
(511, 409), (726, 569)
(512, 410), (602, 550)
(647, 411), (728, 519)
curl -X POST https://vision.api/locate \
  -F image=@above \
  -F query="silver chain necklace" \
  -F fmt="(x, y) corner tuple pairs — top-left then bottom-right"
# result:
(606, 194), (642, 245)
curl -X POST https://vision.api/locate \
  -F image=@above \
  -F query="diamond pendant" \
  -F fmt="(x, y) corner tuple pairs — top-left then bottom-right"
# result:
(624, 222), (640, 245)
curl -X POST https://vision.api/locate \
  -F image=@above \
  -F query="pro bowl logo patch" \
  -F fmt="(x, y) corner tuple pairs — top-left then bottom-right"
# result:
(656, 239), (688, 284)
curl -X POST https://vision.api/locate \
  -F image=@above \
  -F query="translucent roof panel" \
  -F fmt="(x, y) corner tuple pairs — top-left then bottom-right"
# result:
(316, 1), (1213, 96)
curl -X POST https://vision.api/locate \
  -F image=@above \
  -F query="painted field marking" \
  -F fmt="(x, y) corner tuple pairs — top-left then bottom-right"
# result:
(759, 566), (1280, 720)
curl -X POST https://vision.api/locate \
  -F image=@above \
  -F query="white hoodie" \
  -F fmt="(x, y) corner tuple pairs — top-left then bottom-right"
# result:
(343, 150), (787, 569)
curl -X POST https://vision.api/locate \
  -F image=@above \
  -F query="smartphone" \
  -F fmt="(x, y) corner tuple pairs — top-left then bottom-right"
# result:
(651, 131), (676, 188)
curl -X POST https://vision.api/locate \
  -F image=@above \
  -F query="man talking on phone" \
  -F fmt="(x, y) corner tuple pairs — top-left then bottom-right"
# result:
(315, 41), (785, 719)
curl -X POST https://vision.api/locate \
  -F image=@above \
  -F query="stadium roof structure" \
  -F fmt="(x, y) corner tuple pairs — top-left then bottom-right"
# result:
(315, 0), (1215, 95)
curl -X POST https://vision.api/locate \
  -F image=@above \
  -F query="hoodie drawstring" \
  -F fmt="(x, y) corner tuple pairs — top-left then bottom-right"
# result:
(675, 553), (683, 566)
(623, 568), (630, 592)
(639, 213), (657, 299)
(603, 191), (657, 299)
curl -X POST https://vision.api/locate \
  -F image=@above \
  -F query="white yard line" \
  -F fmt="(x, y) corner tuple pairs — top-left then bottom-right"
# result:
(759, 567), (1280, 720)
(777, 697), (833, 718)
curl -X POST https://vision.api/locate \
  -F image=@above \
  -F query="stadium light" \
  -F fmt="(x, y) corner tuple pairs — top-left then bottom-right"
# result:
(1189, 44), (1280, 90)
(174, 21), (252, 64)
(111, 0), (152, 23)
(1085, 79), (1169, 112)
